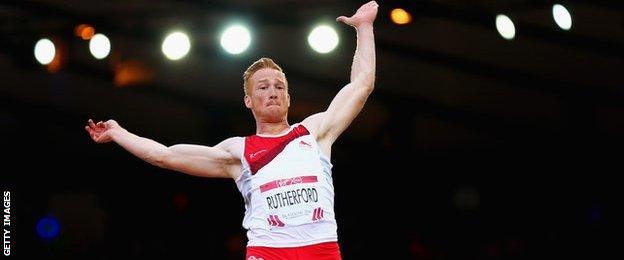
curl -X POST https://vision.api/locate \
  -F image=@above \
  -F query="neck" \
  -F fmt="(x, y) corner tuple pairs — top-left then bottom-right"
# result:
(255, 119), (290, 136)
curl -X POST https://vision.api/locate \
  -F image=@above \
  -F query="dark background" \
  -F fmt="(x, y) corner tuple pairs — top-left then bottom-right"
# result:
(1, 0), (621, 259)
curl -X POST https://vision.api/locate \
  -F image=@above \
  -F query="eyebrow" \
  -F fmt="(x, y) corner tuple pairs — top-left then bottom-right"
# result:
(258, 78), (285, 84)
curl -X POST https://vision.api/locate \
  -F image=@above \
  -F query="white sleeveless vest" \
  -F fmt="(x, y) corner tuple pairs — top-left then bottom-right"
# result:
(235, 124), (338, 247)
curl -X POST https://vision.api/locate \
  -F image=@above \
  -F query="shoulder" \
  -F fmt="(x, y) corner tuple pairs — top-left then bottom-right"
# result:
(300, 112), (326, 138)
(216, 136), (244, 159)
(220, 136), (244, 144)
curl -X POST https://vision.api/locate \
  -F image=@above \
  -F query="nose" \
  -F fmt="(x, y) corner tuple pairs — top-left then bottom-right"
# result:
(269, 86), (278, 99)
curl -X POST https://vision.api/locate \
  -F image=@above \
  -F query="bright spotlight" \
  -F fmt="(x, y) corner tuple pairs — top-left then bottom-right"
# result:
(308, 25), (339, 54)
(34, 38), (55, 65)
(220, 25), (251, 55)
(552, 4), (572, 30)
(89, 33), (111, 59)
(75, 24), (95, 40)
(495, 14), (516, 40)
(162, 31), (191, 60)
(390, 8), (412, 25)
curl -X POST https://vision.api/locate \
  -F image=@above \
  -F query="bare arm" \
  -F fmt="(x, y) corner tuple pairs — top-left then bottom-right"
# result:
(314, 1), (378, 149)
(341, 3), (377, 84)
(85, 119), (240, 179)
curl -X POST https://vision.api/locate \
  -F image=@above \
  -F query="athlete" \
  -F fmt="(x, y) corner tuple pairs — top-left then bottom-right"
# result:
(85, 1), (378, 259)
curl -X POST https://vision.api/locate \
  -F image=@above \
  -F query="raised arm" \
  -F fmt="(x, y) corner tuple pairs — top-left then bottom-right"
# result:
(85, 119), (241, 179)
(313, 1), (378, 151)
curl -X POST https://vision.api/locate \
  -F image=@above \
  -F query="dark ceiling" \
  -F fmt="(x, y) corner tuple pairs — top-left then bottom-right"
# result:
(2, 0), (622, 148)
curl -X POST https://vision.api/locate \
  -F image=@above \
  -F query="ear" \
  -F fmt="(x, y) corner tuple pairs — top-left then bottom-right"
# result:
(244, 94), (252, 108)
(286, 93), (291, 108)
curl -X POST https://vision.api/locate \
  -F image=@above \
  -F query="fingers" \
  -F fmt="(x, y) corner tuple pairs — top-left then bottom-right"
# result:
(88, 119), (97, 129)
(85, 126), (97, 141)
(88, 119), (108, 132)
(337, 16), (352, 25)
(85, 120), (95, 134)
(86, 119), (102, 142)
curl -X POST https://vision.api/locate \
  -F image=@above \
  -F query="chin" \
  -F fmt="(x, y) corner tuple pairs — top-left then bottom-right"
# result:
(263, 110), (287, 122)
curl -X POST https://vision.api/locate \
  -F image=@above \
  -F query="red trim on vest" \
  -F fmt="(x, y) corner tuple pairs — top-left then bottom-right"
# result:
(245, 125), (310, 175)
(259, 175), (318, 193)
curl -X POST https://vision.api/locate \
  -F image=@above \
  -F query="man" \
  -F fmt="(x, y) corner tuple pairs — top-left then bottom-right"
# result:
(85, 1), (378, 259)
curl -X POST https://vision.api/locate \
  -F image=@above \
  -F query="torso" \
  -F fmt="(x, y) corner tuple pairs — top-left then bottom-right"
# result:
(233, 122), (338, 247)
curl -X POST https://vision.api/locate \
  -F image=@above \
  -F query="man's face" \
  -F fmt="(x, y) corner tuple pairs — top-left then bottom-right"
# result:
(245, 68), (290, 122)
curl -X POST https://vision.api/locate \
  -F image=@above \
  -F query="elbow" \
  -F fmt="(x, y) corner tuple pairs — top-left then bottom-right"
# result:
(354, 71), (375, 93)
(364, 80), (375, 94)
(147, 148), (173, 169)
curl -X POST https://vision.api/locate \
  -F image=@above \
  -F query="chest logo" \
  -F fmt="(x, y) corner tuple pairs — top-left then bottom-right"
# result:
(299, 140), (312, 150)
(249, 149), (266, 159)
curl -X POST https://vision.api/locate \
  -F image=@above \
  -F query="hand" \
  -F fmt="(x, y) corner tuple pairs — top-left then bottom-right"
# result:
(336, 1), (379, 28)
(85, 119), (121, 143)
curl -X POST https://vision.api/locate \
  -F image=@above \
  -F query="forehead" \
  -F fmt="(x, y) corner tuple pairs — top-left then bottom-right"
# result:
(250, 68), (286, 83)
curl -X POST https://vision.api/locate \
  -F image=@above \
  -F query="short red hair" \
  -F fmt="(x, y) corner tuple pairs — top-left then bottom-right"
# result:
(243, 57), (286, 95)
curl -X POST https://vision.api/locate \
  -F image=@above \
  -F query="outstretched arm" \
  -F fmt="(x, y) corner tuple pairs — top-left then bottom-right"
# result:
(85, 119), (240, 178)
(337, 1), (377, 84)
(313, 1), (378, 150)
